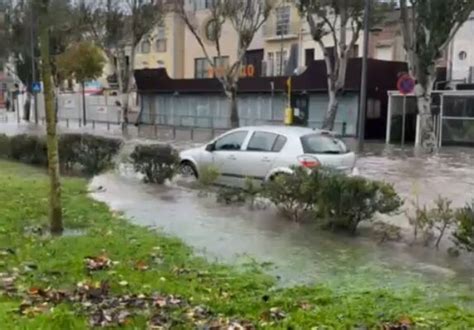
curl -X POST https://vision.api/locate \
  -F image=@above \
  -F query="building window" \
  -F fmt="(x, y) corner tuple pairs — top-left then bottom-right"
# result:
(212, 56), (229, 77)
(367, 99), (381, 119)
(194, 0), (217, 10)
(459, 51), (467, 60)
(266, 51), (287, 76)
(156, 27), (166, 52)
(205, 19), (219, 42)
(275, 51), (287, 76)
(195, 58), (210, 78)
(375, 45), (393, 61)
(276, 6), (290, 35)
(141, 40), (151, 54)
(156, 39), (166, 52)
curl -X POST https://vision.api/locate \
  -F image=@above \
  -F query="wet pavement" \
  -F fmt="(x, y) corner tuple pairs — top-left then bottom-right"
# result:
(90, 144), (474, 296)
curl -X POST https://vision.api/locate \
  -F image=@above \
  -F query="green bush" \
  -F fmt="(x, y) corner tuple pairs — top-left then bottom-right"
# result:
(263, 167), (320, 221)
(453, 202), (474, 253)
(197, 165), (220, 188)
(71, 134), (122, 175)
(0, 134), (10, 158)
(1, 133), (122, 175)
(9, 134), (48, 166)
(317, 172), (402, 234)
(216, 186), (247, 205)
(406, 197), (433, 244)
(430, 197), (456, 249)
(131, 144), (179, 184)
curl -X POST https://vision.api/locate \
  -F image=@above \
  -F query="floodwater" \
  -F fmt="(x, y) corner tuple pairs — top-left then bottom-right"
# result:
(90, 143), (474, 299)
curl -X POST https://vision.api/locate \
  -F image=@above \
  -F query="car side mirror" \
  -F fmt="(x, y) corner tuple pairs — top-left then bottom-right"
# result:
(205, 143), (215, 152)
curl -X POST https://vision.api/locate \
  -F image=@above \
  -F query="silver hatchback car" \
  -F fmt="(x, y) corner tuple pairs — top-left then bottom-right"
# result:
(179, 126), (356, 187)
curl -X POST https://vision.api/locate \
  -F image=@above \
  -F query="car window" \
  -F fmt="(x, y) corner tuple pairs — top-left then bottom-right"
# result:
(247, 132), (278, 152)
(272, 135), (287, 152)
(215, 131), (248, 151)
(300, 134), (348, 154)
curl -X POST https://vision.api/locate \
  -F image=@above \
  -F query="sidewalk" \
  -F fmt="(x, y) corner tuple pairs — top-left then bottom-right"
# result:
(0, 111), (213, 149)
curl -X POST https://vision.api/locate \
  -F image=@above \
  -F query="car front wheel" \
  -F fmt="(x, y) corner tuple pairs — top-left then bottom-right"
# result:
(179, 161), (198, 179)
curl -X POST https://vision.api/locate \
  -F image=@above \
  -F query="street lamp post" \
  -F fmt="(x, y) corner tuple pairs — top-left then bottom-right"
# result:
(358, 0), (371, 151)
(30, 4), (38, 124)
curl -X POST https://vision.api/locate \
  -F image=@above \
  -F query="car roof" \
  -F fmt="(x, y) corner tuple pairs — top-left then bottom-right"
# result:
(234, 125), (330, 137)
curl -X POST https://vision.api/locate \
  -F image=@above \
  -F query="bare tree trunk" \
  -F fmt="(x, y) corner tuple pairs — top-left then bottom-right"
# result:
(38, 0), (63, 235)
(81, 81), (87, 125)
(229, 87), (239, 128)
(122, 45), (136, 126)
(415, 75), (436, 150)
(322, 88), (338, 130)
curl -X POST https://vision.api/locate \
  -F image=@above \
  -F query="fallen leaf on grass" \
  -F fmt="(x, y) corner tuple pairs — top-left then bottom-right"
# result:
(84, 255), (112, 271)
(0, 273), (18, 296)
(134, 260), (149, 271)
(260, 307), (286, 322)
(382, 316), (413, 330)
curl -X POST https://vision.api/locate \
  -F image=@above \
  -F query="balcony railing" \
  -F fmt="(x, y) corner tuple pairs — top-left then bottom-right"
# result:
(262, 21), (302, 40)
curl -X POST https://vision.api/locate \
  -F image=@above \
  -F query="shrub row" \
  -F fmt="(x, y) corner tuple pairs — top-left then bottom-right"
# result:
(130, 144), (179, 184)
(0, 133), (122, 175)
(263, 167), (403, 234)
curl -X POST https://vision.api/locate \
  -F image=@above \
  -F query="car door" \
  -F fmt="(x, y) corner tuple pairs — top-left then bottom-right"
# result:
(238, 131), (286, 185)
(211, 130), (249, 186)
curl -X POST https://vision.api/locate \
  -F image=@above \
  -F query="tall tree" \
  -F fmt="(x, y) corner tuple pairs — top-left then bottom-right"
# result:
(299, 0), (391, 131)
(177, 0), (275, 128)
(399, 0), (474, 150)
(79, 0), (163, 125)
(3, 0), (78, 120)
(57, 41), (106, 125)
(36, 0), (63, 234)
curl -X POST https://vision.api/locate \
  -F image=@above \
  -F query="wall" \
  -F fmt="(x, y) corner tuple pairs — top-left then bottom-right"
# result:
(261, 1), (364, 74)
(140, 92), (359, 136)
(183, 8), (264, 78)
(449, 12), (474, 82)
(135, 12), (185, 78)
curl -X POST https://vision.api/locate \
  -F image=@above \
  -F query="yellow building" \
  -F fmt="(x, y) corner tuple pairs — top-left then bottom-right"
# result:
(114, 0), (407, 84)
(135, 11), (185, 78)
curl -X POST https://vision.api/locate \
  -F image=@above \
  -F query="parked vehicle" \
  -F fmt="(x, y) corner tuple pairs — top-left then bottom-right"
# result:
(179, 126), (356, 187)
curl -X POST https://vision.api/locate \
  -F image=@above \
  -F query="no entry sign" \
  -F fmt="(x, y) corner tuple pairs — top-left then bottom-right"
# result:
(397, 74), (415, 95)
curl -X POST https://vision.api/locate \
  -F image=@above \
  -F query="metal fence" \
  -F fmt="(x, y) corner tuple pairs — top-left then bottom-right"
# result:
(38, 93), (123, 124)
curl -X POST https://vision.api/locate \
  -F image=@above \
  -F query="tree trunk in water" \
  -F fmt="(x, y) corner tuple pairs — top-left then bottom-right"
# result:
(229, 88), (239, 128)
(38, 0), (63, 235)
(415, 82), (436, 151)
(81, 82), (87, 125)
(322, 89), (338, 130)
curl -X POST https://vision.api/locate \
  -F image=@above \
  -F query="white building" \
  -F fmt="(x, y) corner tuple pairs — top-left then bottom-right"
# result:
(448, 12), (474, 85)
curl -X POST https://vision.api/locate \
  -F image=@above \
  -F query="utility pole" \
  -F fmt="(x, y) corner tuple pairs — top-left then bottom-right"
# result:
(358, 0), (370, 151)
(30, 3), (38, 124)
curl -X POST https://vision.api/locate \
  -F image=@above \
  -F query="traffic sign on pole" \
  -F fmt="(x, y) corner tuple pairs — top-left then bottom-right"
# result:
(397, 74), (415, 95)
(32, 82), (41, 93)
(396, 74), (415, 147)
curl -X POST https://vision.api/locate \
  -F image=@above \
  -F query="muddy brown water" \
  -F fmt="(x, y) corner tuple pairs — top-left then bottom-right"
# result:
(90, 144), (474, 301)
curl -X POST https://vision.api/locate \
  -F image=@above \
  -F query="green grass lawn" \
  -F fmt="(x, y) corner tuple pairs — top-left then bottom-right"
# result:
(0, 160), (473, 329)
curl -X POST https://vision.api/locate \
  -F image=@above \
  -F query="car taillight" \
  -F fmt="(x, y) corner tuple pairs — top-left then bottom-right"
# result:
(297, 155), (321, 169)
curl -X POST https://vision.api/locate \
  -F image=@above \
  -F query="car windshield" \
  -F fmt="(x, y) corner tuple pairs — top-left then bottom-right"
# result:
(300, 134), (348, 154)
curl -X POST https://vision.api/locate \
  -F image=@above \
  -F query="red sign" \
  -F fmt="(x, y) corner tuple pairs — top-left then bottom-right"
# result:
(397, 74), (415, 95)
